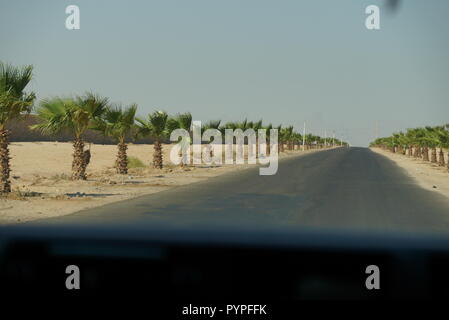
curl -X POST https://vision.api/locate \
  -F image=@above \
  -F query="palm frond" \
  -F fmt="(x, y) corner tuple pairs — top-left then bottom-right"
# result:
(0, 61), (35, 126)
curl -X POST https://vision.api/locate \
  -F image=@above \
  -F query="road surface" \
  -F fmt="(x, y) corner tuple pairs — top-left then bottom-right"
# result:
(34, 148), (449, 233)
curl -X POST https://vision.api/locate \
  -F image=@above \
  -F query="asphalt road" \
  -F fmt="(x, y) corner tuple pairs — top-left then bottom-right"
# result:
(34, 147), (449, 234)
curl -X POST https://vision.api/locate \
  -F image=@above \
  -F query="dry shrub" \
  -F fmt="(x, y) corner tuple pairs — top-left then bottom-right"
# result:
(128, 156), (146, 168)
(2, 187), (42, 200)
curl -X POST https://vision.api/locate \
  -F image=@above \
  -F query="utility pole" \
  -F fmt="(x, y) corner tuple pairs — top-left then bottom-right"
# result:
(302, 121), (306, 151)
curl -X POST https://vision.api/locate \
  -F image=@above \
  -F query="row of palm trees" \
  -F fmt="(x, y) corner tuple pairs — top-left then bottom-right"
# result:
(0, 61), (347, 193)
(369, 125), (449, 170)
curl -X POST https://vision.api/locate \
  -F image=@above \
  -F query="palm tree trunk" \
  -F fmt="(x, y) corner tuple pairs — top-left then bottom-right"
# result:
(447, 152), (449, 171)
(0, 129), (11, 193)
(422, 147), (429, 161)
(438, 148), (445, 166)
(116, 141), (128, 174)
(266, 139), (271, 156)
(72, 137), (87, 180)
(226, 143), (233, 163)
(447, 152), (449, 172)
(178, 149), (184, 167)
(153, 138), (163, 169)
(179, 137), (190, 167)
(83, 149), (91, 171)
(255, 137), (259, 157)
(247, 140), (254, 159)
(431, 147), (437, 163)
(238, 142), (243, 159)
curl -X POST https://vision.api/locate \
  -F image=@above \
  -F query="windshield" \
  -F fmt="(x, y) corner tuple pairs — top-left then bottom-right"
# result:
(3, 0), (449, 307)
(0, 1), (449, 236)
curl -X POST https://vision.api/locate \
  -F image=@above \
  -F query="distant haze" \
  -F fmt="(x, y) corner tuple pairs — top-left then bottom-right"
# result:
(1, 0), (448, 146)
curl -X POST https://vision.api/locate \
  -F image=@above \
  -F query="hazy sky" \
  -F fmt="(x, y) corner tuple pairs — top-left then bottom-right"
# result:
(1, 0), (448, 146)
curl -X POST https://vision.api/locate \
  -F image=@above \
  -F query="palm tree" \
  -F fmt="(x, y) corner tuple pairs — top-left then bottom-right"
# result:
(423, 126), (446, 164)
(305, 134), (315, 150)
(32, 93), (108, 180)
(293, 132), (303, 150)
(439, 125), (449, 167)
(235, 119), (250, 158)
(203, 120), (221, 160)
(249, 119), (263, 156)
(371, 124), (449, 172)
(411, 128), (427, 159)
(166, 112), (192, 166)
(94, 104), (137, 174)
(402, 130), (413, 156)
(264, 123), (273, 156)
(275, 125), (283, 152)
(136, 111), (169, 169)
(283, 126), (294, 151)
(203, 120), (221, 134)
(0, 62), (35, 193)
(167, 112), (192, 134)
(317, 136), (326, 149)
(392, 132), (402, 154)
(435, 124), (449, 168)
(279, 127), (286, 152)
(394, 131), (411, 155)
(220, 121), (238, 162)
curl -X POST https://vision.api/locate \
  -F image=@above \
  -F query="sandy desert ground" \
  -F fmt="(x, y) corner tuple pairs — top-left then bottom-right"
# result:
(372, 148), (449, 200)
(0, 142), (317, 225)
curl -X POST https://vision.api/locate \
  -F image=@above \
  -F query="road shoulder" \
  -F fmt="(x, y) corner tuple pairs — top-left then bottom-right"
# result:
(371, 148), (449, 200)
